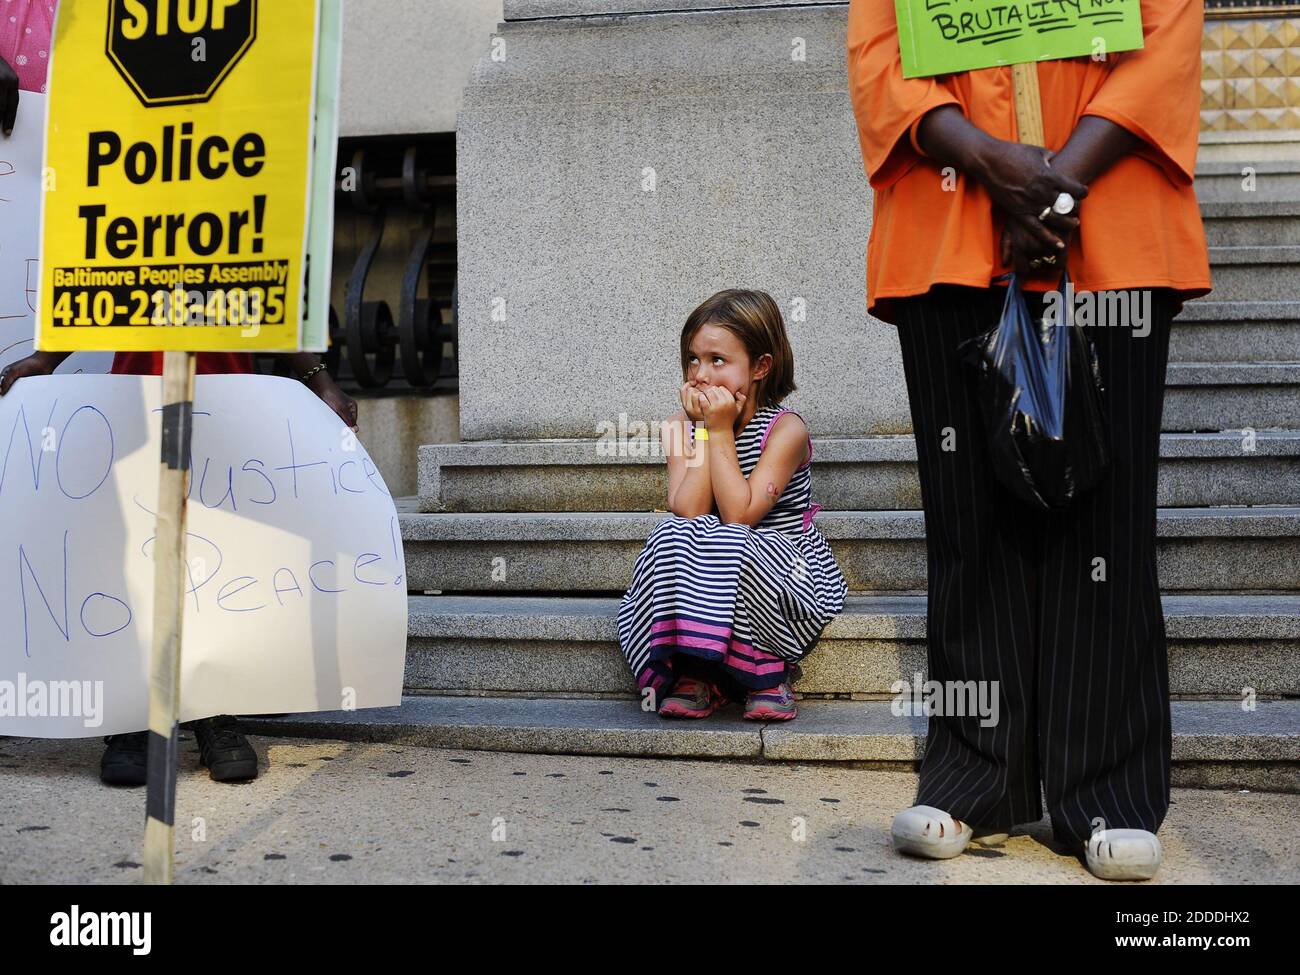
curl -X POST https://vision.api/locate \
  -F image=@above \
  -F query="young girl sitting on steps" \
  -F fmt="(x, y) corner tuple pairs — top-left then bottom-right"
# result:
(617, 288), (848, 721)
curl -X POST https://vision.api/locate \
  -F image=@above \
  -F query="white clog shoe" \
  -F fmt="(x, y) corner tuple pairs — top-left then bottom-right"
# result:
(891, 805), (974, 859)
(1084, 828), (1163, 881)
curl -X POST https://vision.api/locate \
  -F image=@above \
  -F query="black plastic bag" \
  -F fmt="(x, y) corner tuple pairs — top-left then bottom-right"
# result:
(958, 269), (1109, 511)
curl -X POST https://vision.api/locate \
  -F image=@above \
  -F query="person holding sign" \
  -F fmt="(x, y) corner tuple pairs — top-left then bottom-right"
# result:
(2, 346), (359, 786)
(848, 0), (1212, 880)
(2, 2), (360, 787)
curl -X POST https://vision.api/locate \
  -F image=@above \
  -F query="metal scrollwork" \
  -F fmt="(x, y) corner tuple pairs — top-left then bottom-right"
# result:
(398, 147), (443, 388)
(343, 148), (396, 388)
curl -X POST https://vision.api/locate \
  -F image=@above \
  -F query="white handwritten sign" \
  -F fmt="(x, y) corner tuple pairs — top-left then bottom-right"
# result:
(1, 93), (112, 376)
(0, 374), (406, 737)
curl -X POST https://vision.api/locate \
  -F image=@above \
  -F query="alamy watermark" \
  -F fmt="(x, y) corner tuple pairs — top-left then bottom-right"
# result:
(596, 414), (703, 466)
(50, 906), (150, 954)
(890, 672), (1000, 728)
(0, 674), (104, 728)
(1043, 284), (1153, 338)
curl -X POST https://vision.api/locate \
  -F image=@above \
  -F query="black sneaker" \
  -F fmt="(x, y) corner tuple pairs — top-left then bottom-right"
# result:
(192, 715), (259, 782)
(100, 731), (148, 786)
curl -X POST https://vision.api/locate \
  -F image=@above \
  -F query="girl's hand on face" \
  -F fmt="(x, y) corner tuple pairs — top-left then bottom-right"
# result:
(700, 384), (745, 429)
(680, 381), (707, 422)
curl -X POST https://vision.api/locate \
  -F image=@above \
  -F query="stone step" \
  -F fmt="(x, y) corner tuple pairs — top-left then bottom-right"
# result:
(399, 505), (1300, 593)
(1198, 245), (1300, 303)
(1163, 361), (1300, 431)
(1172, 300), (1300, 362)
(404, 592), (1300, 699)
(1194, 160), (1300, 204)
(240, 696), (1300, 792)
(418, 431), (1300, 513)
(1200, 200), (1300, 247)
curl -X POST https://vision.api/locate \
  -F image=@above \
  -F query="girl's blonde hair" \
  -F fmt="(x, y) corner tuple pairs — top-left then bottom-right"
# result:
(679, 289), (796, 410)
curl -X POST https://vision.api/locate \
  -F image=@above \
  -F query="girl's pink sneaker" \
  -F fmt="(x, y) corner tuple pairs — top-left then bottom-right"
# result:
(658, 677), (721, 718)
(743, 682), (797, 721)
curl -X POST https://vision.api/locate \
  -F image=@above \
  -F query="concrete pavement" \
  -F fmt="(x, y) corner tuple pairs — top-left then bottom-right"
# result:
(1, 734), (1296, 884)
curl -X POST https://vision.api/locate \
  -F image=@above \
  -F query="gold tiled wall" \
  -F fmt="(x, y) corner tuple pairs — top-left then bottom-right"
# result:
(1202, 13), (1300, 131)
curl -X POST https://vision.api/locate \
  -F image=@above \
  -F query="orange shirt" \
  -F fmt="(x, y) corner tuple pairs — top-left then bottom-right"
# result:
(847, 0), (1213, 325)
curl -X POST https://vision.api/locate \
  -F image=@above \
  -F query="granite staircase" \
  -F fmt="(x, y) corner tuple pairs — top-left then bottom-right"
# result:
(249, 161), (1300, 791)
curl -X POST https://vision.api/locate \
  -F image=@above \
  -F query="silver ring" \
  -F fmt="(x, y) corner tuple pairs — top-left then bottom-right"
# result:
(1052, 192), (1075, 215)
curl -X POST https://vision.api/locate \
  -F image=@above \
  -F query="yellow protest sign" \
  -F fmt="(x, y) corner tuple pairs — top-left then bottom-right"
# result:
(36, 0), (320, 352)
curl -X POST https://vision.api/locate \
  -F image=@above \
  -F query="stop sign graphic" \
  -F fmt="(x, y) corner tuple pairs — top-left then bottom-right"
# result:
(107, 0), (258, 107)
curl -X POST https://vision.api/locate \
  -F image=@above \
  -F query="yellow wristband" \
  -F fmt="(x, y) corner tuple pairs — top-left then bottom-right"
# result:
(693, 425), (709, 441)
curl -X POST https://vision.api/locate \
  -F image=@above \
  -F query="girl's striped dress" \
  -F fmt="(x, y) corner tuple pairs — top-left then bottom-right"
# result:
(617, 404), (848, 695)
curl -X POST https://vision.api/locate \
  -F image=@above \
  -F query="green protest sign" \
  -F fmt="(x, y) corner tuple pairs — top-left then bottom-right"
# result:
(895, 0), (1145, 79)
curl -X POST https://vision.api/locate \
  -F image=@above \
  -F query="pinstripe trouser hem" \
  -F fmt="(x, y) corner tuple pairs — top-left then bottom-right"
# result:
(893, 284), (1174, 846)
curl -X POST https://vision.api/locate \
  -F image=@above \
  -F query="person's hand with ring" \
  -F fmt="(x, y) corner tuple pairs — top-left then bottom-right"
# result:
(1001, 204), (1080, 277)
(999, 152), (1085, 276)
(971, 142), (1078, 275)
(910, 106), (1098, 277)
(973, 139), (1088, 254)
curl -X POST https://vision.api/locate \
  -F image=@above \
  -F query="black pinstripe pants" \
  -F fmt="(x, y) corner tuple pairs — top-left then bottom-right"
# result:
(893, 284), (1175, 846)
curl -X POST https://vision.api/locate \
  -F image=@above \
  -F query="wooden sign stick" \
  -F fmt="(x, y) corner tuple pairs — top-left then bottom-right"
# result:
(143, 349), (197, 885)
(1011, 61), (1045, 146)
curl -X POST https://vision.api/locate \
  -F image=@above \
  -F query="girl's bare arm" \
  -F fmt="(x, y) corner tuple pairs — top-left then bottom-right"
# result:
(665, 412), (715, 517)
(710, 414), (807, 527)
